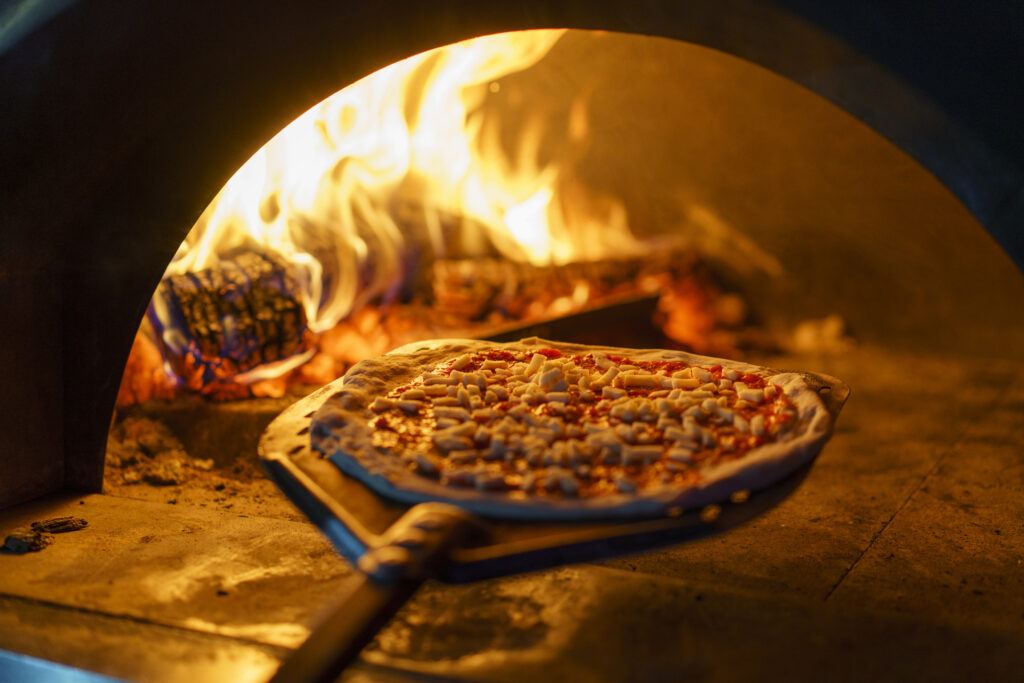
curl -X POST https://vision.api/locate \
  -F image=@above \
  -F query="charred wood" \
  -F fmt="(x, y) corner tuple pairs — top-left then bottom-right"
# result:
(147, 252), (315, 390)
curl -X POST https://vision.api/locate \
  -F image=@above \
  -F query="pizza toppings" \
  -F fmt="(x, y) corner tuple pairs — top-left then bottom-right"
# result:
(364, 348), (797, 500)
(308, 338), (844, 520)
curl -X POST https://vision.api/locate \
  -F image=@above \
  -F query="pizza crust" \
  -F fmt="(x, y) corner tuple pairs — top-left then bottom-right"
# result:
(311, 337), (840, 520)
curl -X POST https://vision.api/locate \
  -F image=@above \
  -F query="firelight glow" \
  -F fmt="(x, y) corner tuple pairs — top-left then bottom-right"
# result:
(165, 29), (645, 334)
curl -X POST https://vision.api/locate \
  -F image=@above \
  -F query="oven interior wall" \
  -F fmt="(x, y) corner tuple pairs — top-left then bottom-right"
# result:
(497, 32), (1023, 357)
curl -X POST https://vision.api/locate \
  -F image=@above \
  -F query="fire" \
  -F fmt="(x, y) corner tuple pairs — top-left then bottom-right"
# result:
(126, 29), (742, 405)
(163, 30), (641, 331)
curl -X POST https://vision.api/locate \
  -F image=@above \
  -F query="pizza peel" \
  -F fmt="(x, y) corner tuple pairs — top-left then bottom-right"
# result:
(258, 358), (848, 683)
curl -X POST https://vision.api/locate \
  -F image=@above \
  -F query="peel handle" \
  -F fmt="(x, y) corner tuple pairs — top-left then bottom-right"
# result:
(268, 572), (420, 683)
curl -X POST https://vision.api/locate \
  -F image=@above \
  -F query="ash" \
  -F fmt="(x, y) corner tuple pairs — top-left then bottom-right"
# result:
(105, 416), (303, 521)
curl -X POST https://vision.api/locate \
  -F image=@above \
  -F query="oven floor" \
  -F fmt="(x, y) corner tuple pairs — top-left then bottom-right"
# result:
(1, 345), (1022, 682)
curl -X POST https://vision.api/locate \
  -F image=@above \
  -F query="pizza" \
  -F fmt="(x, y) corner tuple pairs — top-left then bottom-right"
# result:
(311, 337), (840, 520)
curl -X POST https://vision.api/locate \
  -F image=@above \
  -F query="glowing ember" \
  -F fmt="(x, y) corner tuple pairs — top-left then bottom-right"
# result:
(120, 252), (752, 407)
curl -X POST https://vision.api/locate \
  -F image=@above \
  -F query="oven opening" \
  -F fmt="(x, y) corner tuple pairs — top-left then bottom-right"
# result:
(119, 30), (787, 404)
(104, 30), (794, 506)
(104, 27), (1016, 515)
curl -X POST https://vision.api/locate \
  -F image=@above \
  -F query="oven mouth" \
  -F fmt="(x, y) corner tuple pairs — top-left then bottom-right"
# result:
(124, 29), (786, 407)
(103, 27), (1024, 520)
(115, 28), (1023, 410)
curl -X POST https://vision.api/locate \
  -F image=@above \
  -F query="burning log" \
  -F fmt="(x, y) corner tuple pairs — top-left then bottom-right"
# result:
(148, 252), (317, 393)
(121, 244), (766, 406)
(428, 250), (703, 322)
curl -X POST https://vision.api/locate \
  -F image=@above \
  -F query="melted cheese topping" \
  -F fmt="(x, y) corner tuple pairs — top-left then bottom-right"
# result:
(369, 348), (795, 498)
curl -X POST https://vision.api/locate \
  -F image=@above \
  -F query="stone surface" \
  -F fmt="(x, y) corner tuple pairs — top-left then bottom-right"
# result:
(2, 347), (1023, 682)
(0, 493), (355, 649)
(349, 566), (1024, 682)
(829, 365), (1024, 628)
(0, 595), (286, 683)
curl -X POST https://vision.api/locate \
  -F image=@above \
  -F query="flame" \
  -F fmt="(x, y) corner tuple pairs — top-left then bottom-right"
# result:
(164, 29), (645, 340)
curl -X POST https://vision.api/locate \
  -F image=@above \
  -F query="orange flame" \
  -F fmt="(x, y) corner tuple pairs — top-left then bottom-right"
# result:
(164, 29), (646, 337)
